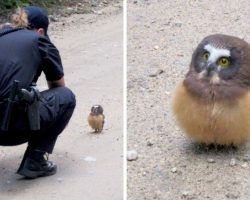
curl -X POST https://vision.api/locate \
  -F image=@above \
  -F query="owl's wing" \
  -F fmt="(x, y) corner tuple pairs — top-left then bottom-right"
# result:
(102, 114), (105, 128)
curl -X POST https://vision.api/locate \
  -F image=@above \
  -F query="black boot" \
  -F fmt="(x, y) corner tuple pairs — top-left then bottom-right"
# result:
(17, 149), (57, 179)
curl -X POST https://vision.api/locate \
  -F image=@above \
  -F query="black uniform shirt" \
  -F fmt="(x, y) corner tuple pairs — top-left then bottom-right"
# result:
(0, 27), (64, 99)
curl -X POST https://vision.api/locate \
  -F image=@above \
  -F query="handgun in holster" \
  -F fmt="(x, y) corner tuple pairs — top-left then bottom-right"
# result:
(18, 83), (41, 131)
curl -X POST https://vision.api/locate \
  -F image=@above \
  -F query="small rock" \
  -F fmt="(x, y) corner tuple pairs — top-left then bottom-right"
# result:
(230, 158), (237, 166)
(127, 150), (138, 161)
(241, 162), (248, 168)
(174, 22), (182, 27)
(171, 167), (177, 173)
(93, 10), (103, 15)
(49, 16), (59, 22)
(165, 91), (171, 95)
(153, 45), (159, 50)
(148, 69), (164, 77)
(182, 191), (189, 198)
(56, 178), (64, 182)
(146, 140), (153, 146)
(82, 156), (97, 162)
(207, 158), (215, 163)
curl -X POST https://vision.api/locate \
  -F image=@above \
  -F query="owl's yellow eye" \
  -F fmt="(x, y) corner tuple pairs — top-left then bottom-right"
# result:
(203, 52), (210, 60)
(218, 57), (230, 68)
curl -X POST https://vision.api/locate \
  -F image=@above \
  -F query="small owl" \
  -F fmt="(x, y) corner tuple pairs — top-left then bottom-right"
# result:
(88, 105), (105, 133)
(173, 34), (250, 145)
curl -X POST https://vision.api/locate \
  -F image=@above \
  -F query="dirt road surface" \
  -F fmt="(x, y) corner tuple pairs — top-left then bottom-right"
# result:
(128, 1), (250, 200)
(0, 4), (123, 200)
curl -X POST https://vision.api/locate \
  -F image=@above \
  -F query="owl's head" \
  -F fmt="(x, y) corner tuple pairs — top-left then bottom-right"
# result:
(91, 105), (104, 115)
(184, 34), (250, 102)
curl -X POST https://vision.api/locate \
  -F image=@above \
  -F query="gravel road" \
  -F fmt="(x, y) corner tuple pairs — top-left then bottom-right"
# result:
(127, 1), (250, 199)
(0, 3), (123, 200)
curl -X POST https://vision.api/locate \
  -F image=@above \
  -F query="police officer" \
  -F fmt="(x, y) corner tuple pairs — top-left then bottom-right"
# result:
(0, 6), (76, 178)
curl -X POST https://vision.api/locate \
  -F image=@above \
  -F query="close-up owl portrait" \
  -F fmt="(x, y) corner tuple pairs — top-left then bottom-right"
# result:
(173, 34), (250, 145)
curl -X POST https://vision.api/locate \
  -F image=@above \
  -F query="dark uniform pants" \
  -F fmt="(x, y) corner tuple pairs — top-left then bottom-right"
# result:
(0, 86), (76, 153)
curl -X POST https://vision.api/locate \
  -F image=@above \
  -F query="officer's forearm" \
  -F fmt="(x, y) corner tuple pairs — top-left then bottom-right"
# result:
(47, 77), (65, 89)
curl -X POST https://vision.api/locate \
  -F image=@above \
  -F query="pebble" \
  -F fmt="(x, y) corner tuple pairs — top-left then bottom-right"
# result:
(165, 91), (171, 95)
(146, 140), (154, 146)
(153, 45), (159, 50)
(127, 150), (138, 161)
(181, 191), (189, 198)
(171, 167), (177, 173)
(148, 69), (164, 77)
(56, 178), (64, 182)
(241, 162), (248, 168)
(49, 16), (59, 22)
(207, 158), (215, 163)
(174, 22), (182, 27)
(230, 158), (237, 166)
(82, 156), (97, 162)
(93, 10), (103, 15)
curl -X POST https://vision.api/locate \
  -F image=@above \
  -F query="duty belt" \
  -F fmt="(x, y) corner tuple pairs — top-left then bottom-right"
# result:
(0, 80), (41, 131)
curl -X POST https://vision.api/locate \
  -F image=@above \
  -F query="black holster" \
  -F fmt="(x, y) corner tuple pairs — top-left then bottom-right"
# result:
(0, 81), (41, 131)
(18, 83), (41, 131)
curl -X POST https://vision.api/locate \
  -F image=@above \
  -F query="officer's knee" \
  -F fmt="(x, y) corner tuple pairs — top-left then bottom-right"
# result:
(60, 87), (76, 109)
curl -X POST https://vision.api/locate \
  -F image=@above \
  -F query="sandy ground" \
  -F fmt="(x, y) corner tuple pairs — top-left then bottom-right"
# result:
(127, 1), (250, 200)
(0, 3), (123, 200)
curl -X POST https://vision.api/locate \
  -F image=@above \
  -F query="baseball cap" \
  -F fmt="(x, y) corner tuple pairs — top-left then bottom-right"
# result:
(24, 6), (49, 35)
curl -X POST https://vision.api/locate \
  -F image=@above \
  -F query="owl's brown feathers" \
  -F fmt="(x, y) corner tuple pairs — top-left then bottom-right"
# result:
(88, 105), (105, 133)
(173, 83), (250, 145)
(173, 34), (250, 145)
(88, 114), (105, 133)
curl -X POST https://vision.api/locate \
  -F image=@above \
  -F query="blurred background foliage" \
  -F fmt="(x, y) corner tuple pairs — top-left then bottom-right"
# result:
(0, 0), (117, 23)
(0, 0), (59, 9)
(0, 0), (60, 19)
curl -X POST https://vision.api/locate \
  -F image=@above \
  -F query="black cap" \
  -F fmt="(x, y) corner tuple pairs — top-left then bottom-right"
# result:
(24, 6), (49, 35)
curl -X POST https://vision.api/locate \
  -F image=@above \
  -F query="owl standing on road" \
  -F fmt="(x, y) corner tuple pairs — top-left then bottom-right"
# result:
(88, 105), (105, 133)
(173, 34), (250, 145)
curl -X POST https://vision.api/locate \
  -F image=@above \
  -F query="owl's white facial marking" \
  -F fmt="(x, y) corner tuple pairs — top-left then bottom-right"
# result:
(204, 44), (230, 63)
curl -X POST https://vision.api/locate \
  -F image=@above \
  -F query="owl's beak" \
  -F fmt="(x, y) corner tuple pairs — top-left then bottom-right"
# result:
(206, 63), (217, 75)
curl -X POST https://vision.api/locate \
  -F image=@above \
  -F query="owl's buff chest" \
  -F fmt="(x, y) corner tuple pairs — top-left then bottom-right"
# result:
(88, 114), (104, 129)
(173, 82), (250, 145)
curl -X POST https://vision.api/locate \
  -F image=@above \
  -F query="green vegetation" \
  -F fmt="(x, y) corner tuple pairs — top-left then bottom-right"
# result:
(0, 0), (114, 23)
(0, 0), (59, 10)
(0, 0), (62, 22)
